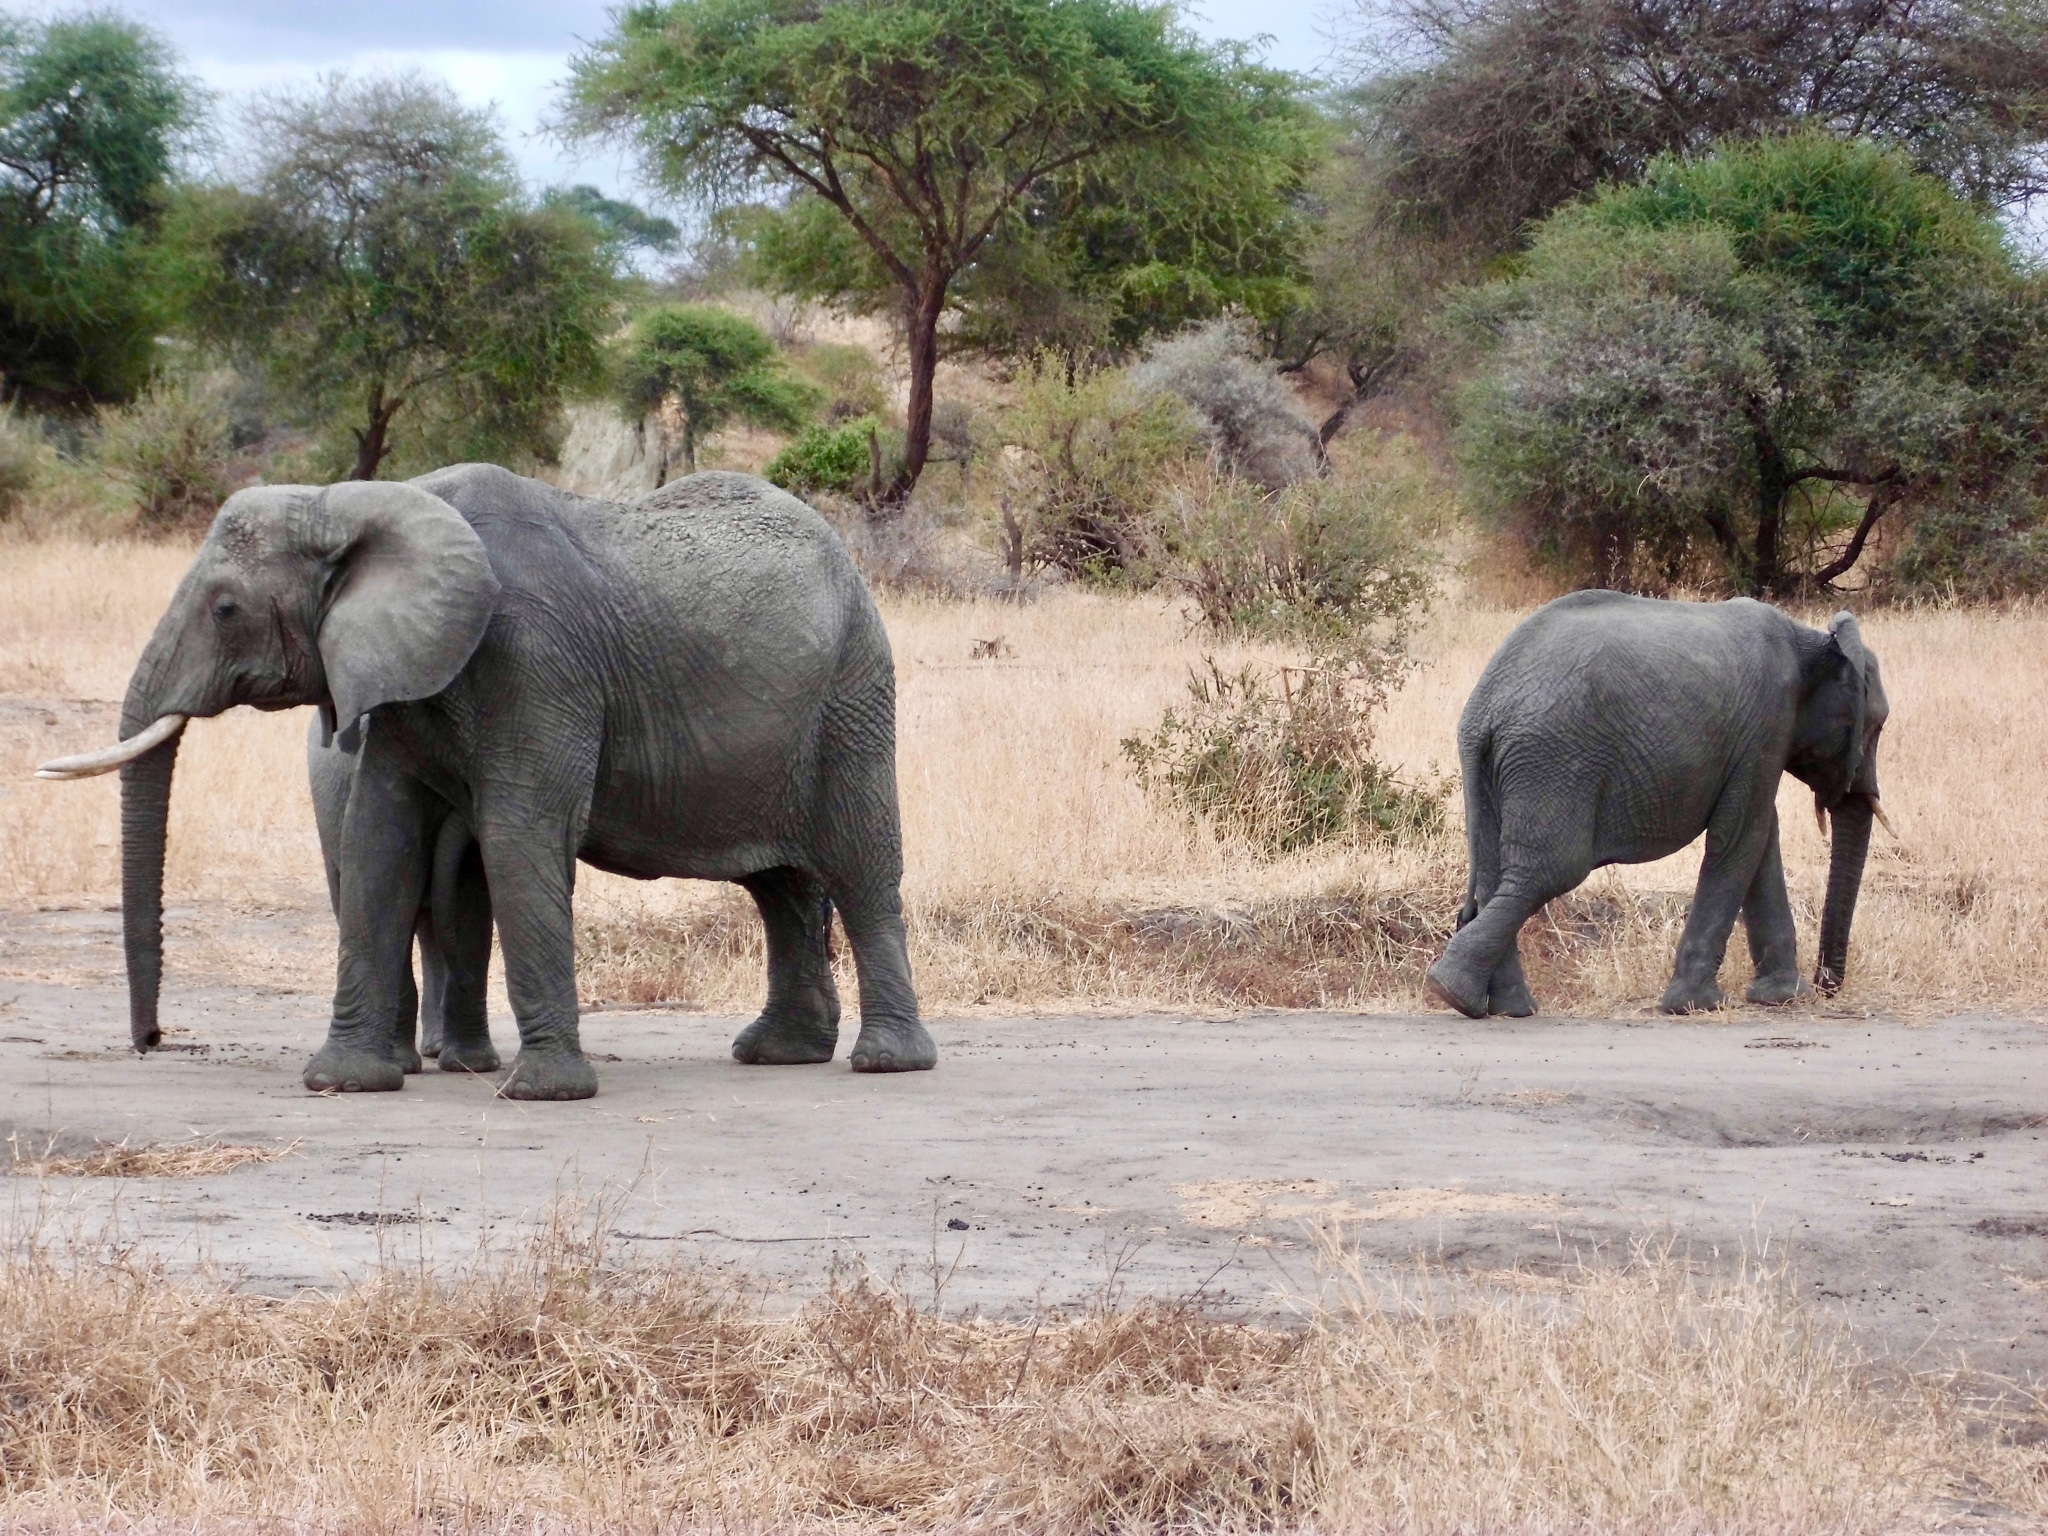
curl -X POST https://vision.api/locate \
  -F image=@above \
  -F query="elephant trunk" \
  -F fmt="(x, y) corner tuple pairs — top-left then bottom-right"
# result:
(119, 734), (180, 1051)
(1814, 796), (1874, 994)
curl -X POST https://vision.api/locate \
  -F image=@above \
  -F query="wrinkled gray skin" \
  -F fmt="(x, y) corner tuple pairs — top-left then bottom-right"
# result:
(307, 719), (499, 1074)
(1426, 593), (1889, 1018)
(117, 466), (930, 1099)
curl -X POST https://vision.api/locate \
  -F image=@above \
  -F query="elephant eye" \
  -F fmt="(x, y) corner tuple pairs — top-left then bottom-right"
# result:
(213, 598), (238, 621)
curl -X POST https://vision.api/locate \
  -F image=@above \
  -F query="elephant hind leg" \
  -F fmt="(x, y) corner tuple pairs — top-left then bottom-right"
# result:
(827, 878), (934, 1073)
(731, 867), (843, 1066)
(432, 826), (499, 1074)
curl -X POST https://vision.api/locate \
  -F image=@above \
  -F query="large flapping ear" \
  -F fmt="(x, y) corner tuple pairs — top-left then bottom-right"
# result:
(1826, 610), (1869, 787)
(310, 482), (501, 726)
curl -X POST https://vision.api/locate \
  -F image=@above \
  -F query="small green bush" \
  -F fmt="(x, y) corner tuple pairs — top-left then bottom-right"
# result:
(1122, 654), (1450, 853)
(97, 379), (237, 533)
(797, 343), (889, 422)
(0, 407), (51, 521)
(767, 416), (886, 497)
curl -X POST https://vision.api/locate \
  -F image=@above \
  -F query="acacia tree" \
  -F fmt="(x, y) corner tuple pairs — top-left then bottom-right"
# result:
(1453, 134), (2048, 595)
(612, 304), (817, 480)
(0, 15), (193, 404)
(186, 75), (615, 480)
(566, 0), (1311, 507)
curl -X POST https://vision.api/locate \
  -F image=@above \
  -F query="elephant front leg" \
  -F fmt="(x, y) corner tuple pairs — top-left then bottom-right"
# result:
(305, 750), (434, 1093)
(1661, 792), (1775, 1014)
(480, 815), (597, 1100)
(732, 868), (842, 1064)
(1740, 821), (1812, 1007)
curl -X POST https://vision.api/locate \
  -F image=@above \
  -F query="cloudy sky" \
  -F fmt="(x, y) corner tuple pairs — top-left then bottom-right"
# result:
(26, 0), (1342, 206)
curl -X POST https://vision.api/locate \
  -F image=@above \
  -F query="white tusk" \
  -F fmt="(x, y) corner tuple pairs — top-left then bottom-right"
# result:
(36, 714), (188, 780)
(1814, 800), (1829, 838)
(1870, 797), (1896, 838)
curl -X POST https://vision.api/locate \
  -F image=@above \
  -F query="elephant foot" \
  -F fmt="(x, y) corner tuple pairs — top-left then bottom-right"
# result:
(849, 1018), (937, 1073)
(731, 1003), (840, 1065)
(420, 1025), (445, 1059)
(398, 1041), (425, 1075)
(1745, 971), (1813, 1007)
(1425, 959), (1489, 1020)
(500, 1050), (599, 1101)
(304, 1042), (406, 1094)
(1659, 978), (1728, 1015)
(1488, 980), (1538, 1018)
(437, 1035), (501, 1074)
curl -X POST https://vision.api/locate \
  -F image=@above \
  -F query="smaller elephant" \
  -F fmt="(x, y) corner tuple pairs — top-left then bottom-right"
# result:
(1427, 593), (1889, 1018)
(307, 716), (499, 1073)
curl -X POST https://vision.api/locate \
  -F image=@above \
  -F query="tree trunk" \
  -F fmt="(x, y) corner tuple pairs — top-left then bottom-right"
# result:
(350, 382), (402, 481)
(1748, 403), (1788, 596)
(880, 279), (946, 513)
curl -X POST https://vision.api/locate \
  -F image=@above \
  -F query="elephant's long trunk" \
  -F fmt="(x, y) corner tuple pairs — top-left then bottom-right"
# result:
(1814, 796), (1874, 993)
(119, 733), (180, 1051)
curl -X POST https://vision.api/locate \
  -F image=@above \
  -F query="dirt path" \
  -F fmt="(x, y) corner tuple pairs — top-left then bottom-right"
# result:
(2, 907), (2044, 1399)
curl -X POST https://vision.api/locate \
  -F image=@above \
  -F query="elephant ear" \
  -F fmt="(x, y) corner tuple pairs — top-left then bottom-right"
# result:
(311, 482), (501, 727)
(1826, 610), (1869, 785)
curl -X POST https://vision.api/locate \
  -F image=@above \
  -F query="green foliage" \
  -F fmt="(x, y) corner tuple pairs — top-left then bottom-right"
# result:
(96, 375), (236, 532)
(0, 403), (49, 518)
(795, 343), (888, 422)
(543, 184), (680, 255)
(180, 76), (618, 480)
(1122, 655), (1449, 853)
(566, 0), (1315, 502)
(766, 416), (886, 498)
(997, 353), (1201, 576)
(0, 15), (194, 403)
(1452, 133), (2047, 594)
(1149, 466), (1439, 645)
(612, 304), (817, 475)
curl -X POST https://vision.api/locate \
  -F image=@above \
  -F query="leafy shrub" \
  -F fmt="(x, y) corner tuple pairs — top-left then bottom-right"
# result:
(97, 378), (236, 533)
(997, 354), (1200, 576)
(1148, 465), (1437, 644)
(1129, 317), (1319, 490)
(767, 415), (887, 498)
(798, 342), (889, 422)
(0, 406), (50, 520)
(1122, 654), (1450, 853)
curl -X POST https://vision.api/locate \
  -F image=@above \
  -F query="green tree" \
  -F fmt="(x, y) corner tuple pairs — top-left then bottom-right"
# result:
(612, 303), (817, 480)
(1452, 133), (2048, 595)
(0, 14), (195, 405)
(566, 0), (1314, 507)
(182, 75), (617, 480)
(543, 183), (681, 256)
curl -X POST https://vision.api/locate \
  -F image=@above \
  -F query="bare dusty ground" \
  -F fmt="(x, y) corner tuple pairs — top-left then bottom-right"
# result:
(4, 906), (2043, 1408)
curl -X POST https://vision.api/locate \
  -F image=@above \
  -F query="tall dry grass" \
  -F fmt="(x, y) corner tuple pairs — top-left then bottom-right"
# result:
(1, 536), (2043, 1016)
(0, 1201), (2039, 1534)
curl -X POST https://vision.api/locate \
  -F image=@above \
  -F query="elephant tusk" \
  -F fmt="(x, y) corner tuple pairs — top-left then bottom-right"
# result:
(1870, 797), (1896, 838)
(1814, 799), (1829, 838)
(36, 714), (188, 780)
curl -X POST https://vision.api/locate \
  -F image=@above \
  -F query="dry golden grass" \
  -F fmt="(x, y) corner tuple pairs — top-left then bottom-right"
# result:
(0, 1203), (2039, 1534)
(7, 1136), (298, 1179)
(2, 535), (2045, 1017)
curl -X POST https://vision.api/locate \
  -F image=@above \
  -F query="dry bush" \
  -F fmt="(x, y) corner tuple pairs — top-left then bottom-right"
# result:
(95, 378), (239, 535)
(0, 1206), (2037, 1534)
(1129, 317), (1321, 490)
(5, 538), (2048, 1018)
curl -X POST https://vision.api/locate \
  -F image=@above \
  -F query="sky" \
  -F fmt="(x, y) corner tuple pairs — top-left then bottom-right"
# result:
(25, 0), (1344, 206)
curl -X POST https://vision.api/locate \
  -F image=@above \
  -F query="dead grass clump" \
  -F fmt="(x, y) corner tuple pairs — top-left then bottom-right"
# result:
(0, 1211), (2039, 1532)
(9, 1137), (298, 1179)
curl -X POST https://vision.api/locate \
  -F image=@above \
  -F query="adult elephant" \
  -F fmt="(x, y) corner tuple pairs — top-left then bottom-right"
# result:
(38, 466), (930, 1097)
(307, 718), (498, 1075)
(1426, 593), (1890, 1019)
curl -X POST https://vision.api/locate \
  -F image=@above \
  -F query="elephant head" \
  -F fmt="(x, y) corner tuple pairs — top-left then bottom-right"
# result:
(36, 482), (500, 1050)
(1787, 611), (1890, 994)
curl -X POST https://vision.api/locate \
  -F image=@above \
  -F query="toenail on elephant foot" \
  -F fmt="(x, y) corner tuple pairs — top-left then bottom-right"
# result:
(1745, 972), (1813, 1007)
(731, 1009), (839, 1065)
(303, 1045), (406, 1094)
(1425, 962), (1489, 1020)
(849, 1020), (937, 1073)
(500, 1051), (599, 1101)
(437, 1039), (501, 1073)
(1659, 981), (1727, 1014)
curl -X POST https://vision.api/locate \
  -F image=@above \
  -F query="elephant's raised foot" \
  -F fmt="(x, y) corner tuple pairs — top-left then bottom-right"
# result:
(732, 1007), (839, 1065)
(437, 1036), (501, 1073)
(849, 1019), (936, 1073)
(1745, 971), (1813, 1007)
(1424, 961), (1489, 1020)
(500, 1050), (599, 1100)
(1659, 979), (1728, 1015)
(304, 1043), (406, 1094)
